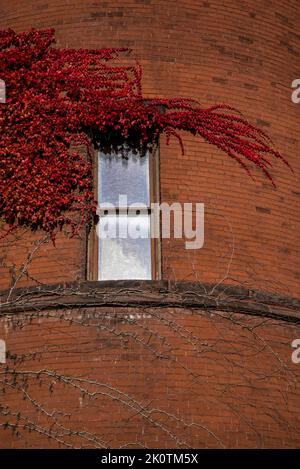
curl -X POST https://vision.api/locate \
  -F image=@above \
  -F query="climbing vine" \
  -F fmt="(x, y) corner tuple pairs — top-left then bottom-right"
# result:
(0, 28), (289, 238)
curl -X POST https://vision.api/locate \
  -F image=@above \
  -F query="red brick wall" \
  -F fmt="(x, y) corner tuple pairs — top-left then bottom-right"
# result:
(0, 1), (300, 449)
(0, 306), (300, 449)
(0, 0), (299, 296)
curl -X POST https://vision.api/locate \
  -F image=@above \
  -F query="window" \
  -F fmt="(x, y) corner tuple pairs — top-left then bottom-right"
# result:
(0, 80), (6, 103)
(88, 145), (160, 281)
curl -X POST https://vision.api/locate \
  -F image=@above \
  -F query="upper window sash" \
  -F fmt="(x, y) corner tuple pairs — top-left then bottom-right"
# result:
(98, 149), (150, 208)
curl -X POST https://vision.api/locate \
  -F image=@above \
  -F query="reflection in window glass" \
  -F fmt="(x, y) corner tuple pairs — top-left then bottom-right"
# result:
(98, 215), (151, 280)
(99, 150), (150, 206)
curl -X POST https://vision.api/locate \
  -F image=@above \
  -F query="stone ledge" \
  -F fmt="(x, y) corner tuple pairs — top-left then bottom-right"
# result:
(0, 280), (299, 323)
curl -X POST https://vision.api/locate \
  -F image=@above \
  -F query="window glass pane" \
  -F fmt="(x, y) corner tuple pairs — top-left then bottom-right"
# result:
(98, 214), (151, 280)
(99, 150), (150, 206)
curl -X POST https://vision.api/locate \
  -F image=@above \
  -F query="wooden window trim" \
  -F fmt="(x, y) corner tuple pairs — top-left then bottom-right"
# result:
(86, 148), (99, 281)
(150, 144), (161, 281)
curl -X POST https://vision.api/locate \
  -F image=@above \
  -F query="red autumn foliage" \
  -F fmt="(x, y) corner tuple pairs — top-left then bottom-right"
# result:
(0, 28), (289, 238)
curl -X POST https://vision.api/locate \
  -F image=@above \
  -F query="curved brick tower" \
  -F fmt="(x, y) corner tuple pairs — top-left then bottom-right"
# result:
(0, 0), (299, 449)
